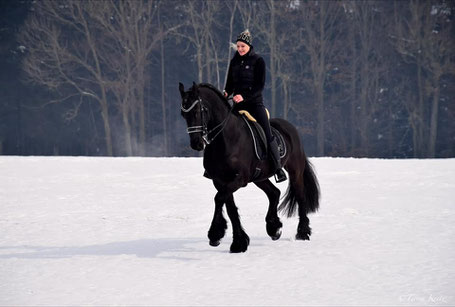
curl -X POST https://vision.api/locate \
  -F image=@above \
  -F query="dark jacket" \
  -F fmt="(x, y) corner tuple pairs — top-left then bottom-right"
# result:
(224, 47), (266, 104)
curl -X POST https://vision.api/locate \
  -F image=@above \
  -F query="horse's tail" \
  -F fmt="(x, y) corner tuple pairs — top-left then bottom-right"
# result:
(278, 154), (320, 218)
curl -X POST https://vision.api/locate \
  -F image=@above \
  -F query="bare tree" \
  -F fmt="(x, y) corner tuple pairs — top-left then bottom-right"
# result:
(236, 0), (294, 117)
(223, 0), (239, 89)
(272, 2), (304, 120)
(391, 0), (455, 157)
(21, 1), (115, 155)
(341, 1), (389, 156)
(20, 0), (168, 156)
(158, 7), (168, 156)
(266, 0), (279, 116)
(92, 1), (164, 156)
(175, 1), (223, 86)
(297, 1), (343, 156)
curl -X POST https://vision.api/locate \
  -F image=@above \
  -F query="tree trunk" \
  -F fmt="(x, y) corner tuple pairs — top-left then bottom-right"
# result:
(205, 35), (211, 84)
(282, 78), (289, 120)
(316, 82), (325, 156)
(359, 64), (369, 156)
(416, 58), (425, 157)
(269, 0), (277, 116)
(122, 103), (133, 156)
(316, 3), (326, 156)
(160, 21), (168, 156)
(428, 82), (440, 158)
(81, 7), (113, 156)
(100, 101), (113, 156)
(350, 40), (358, 154)
(223, 0), (237, 89)
(197, 46), (203, 83)
(138, 97), (146, 156)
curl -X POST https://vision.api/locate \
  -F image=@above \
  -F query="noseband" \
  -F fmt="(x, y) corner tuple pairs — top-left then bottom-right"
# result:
(181, 96), (232, 145)
(181, 97), (206, 135)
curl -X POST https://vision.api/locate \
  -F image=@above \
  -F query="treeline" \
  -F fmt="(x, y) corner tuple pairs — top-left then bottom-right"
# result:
(1, 0), (454, 158)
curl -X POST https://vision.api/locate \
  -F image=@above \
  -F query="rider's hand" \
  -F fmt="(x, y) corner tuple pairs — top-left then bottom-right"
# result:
(223, 90), (228, 97)
(233, 94), (244, 103)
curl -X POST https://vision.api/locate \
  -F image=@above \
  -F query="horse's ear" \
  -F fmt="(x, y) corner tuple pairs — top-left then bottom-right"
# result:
(179, 82), (185, 97)
(192, 81), (199, 95)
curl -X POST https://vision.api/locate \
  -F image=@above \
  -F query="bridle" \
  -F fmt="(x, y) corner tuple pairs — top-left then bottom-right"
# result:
(181, 96), (233, 145)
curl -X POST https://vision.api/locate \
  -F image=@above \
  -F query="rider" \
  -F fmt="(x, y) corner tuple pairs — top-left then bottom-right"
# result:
(224, 30), (287, 183)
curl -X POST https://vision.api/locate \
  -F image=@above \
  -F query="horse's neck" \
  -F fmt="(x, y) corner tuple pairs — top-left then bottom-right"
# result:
(202, 92), (239, 148)
(209, 105), (230, 128)
(202, 91), (230, 128)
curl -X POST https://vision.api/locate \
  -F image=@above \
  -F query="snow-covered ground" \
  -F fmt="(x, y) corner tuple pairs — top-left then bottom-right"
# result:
(1, 156), (454, 306)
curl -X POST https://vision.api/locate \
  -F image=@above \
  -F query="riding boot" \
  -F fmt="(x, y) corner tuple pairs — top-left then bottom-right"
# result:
(268, 138), (287, 183)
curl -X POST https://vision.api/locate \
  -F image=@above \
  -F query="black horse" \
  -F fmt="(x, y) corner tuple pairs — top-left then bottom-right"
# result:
(179, 82), (320, 253)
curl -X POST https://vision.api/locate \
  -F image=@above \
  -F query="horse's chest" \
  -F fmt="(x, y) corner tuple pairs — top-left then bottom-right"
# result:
(204, 151), (240, 179)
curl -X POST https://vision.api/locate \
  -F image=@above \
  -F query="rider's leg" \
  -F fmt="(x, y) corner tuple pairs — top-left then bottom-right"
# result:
(247, 104), (287, 183)
(245, 103), (273, 141)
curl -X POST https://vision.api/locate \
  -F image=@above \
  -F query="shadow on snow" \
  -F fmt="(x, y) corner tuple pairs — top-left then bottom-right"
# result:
(0, 238), (216, 261)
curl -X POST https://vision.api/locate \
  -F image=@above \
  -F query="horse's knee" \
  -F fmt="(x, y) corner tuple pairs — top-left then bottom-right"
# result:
(214, 192), (226, 205)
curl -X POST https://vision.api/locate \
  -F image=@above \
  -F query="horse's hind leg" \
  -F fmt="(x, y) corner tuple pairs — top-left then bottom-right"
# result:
(296, 213), (311, 240)
(208, 192), (227, 247)
(286, 165), (312, 241)
(254, 180), (283, 240)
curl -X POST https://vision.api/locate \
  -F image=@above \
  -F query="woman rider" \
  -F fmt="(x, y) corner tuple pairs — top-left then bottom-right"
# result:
(224, 30), (287, 183)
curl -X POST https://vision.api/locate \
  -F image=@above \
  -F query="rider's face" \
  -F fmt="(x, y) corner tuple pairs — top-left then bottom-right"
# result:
(237, 42), (250, 56)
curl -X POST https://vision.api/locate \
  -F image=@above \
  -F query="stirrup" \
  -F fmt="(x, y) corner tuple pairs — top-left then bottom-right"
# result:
(274, 169), (287, 183)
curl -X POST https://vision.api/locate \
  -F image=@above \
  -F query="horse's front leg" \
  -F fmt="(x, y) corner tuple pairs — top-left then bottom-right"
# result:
(225, 193), (250, 253)
(207, 192), (227, 247)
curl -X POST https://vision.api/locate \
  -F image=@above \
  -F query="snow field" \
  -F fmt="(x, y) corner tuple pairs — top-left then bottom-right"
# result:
(1, 157), (454, 306)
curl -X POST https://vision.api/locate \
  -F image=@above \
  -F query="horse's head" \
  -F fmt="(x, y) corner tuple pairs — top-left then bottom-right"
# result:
(179, 82), (206, 151)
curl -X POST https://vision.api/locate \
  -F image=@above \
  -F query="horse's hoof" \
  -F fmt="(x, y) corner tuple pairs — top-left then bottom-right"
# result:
(209, 240), (221, 247)
(266, 218), (283, 240)
(271, 229), (282, 241)
(230, 244), (248, 253)
(295, 233), (310, 241)
(230, 235), (249, 253)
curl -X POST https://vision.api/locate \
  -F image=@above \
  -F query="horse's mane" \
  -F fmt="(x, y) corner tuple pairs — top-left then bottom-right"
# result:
(197, 83), (232, 109)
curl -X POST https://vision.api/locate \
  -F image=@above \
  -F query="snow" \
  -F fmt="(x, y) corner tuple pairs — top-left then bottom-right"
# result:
(1, 156), (454, 306)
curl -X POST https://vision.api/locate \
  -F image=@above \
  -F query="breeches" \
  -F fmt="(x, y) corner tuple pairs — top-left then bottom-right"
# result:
(236, 102), (273, 142)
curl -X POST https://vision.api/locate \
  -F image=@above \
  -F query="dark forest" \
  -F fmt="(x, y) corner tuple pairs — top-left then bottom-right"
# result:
(1, 0), (454, 158)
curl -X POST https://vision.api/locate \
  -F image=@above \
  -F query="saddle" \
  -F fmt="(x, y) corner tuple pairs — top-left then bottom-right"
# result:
(238, 110), (286, 161)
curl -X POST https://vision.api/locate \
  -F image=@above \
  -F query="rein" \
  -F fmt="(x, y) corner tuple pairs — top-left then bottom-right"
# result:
(181, 96), (233, 145)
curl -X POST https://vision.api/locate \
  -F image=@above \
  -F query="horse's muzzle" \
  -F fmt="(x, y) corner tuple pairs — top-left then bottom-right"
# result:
(190, 138), (204, 151)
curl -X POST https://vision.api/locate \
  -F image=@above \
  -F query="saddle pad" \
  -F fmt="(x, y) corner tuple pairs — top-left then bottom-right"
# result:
(241, 115), (286, 161)
(238, 109), (270, 121)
